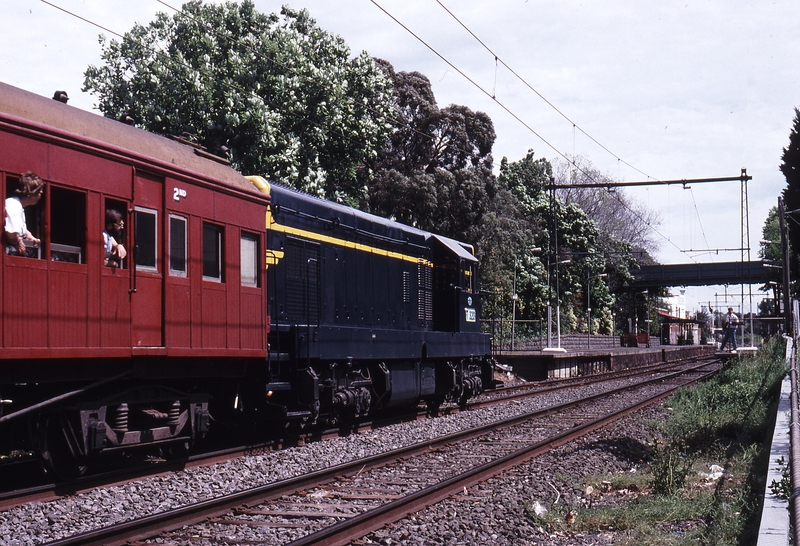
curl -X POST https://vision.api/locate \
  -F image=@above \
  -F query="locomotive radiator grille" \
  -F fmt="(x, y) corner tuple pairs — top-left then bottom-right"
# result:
(284, 237), (321, 324)
(417, 259), (433, 325)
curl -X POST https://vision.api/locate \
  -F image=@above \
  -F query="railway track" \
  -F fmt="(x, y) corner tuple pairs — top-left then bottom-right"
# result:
(0, 357), (708, 509)
(31, 358), (719, 546)
(0, 359), (703, 511)
(467, 354), (716, 407)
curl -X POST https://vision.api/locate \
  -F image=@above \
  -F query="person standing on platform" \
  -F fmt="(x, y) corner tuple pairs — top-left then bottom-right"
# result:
(719, 307), (739, 352)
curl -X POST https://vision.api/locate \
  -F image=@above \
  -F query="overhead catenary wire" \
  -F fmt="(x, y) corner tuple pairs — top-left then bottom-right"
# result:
(369, 0), (691, 257)
(434, 0), (657, 183)
(430, 0), (759, 267)
(687, 188), (714, 260)
(368, 0), (575, 171)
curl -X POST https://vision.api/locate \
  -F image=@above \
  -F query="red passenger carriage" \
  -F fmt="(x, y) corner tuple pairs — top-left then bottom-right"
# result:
(0, 82), (270, 476)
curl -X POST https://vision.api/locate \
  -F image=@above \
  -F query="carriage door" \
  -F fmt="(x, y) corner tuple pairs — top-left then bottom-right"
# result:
(131, 173), (164, 347)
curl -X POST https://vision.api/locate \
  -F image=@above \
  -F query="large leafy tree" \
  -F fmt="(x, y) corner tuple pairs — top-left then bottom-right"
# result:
(781, 108), (800, 280)
(492, 151), (615, 335)
(83, 1), (395, 202)
(365, 63), (496, 242)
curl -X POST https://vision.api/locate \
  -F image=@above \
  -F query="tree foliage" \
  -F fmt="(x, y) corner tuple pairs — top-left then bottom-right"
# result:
(365, 63), (496, 243)
(83, 1), (395, 202)
(490, 151), (619, 335)
(781, 108), (800, 280)
(552, 156), (661, 261)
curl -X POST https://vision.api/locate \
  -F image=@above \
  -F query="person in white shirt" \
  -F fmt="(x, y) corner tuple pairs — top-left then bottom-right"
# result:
(4, 171), (43, 256)
(719, 307), (739, 352)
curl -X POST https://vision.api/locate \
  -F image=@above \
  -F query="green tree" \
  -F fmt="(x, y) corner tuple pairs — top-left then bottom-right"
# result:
(493, 150), (614, 335)
(780, 108), (800, 280)
(83, 1), (395, 203)
(366, 64), (496, 242)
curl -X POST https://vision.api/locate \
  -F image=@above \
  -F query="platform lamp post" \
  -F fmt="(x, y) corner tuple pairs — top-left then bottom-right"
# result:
(544, 177), (569, 354)
(643, 289), (652, 340)
(587, 273), (607, 349)
(511, 259), (518, 352)
(544, 257), (571, 353)
(636, 289), (649, 341)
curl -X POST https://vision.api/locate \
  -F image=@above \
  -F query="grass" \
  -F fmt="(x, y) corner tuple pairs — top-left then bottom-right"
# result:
(525, 336), (788, 545)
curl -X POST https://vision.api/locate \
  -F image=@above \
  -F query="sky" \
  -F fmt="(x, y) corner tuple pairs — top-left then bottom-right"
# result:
(2, 0), (798, 315)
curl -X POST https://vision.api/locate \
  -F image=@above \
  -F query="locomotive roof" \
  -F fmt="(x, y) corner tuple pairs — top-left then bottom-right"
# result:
(0, 81), (262, 197)
(266, 180), (477, 262)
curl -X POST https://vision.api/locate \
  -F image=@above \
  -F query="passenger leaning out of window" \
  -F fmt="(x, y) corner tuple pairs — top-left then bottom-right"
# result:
(4, 171), (43, 256)
(103, 209), (127, 267)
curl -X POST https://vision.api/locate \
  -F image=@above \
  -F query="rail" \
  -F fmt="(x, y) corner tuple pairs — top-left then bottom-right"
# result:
(43, 361), (718, 545)
(292, 365), (718, 545)
(792, 300), (800, 545)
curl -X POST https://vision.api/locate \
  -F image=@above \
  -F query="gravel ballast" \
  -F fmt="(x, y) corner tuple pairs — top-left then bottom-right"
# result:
(0, 379), (665, 545)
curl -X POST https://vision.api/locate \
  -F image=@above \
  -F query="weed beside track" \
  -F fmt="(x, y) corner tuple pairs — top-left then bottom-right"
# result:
(527, 337), (788, 545)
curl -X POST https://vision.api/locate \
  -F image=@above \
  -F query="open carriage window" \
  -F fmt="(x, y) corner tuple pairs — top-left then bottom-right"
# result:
(4, 174), (45, 259)
(50, 187), (86, 263)
(103, 199), (127, 268)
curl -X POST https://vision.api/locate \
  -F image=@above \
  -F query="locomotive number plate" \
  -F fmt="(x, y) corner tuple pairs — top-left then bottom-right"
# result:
(464, 307), (476, 323)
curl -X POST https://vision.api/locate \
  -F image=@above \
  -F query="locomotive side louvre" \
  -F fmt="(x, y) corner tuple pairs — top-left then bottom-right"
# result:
(0, 82), (270, 475)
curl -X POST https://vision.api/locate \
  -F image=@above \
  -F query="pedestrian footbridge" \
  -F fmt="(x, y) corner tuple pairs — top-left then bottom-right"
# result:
(630, 260), (772, 288)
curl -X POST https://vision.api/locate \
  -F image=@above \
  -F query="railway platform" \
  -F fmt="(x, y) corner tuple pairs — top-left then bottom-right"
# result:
(496, 344), (715, 381)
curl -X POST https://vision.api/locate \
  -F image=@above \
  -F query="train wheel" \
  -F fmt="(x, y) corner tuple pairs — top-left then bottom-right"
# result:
(38, 414), (88, 480)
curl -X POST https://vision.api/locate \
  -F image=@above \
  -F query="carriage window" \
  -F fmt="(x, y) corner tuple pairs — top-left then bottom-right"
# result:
(240, 232), (259, 287)
(134, 207), (158, 271)
(50, 187), (86, 263)
(4, 175), (45, 259)
(103, 199), (127, 269)
(169, 215), (187, 276)
(203, 222), (224, 281)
